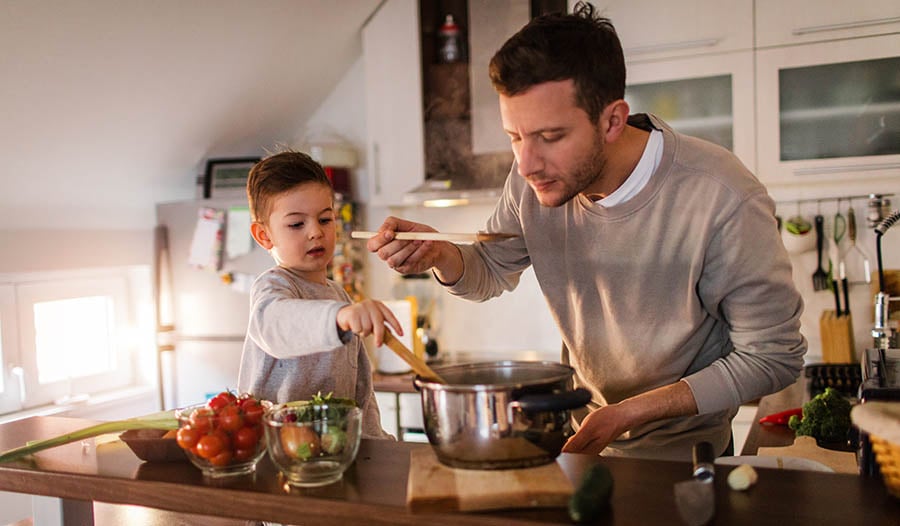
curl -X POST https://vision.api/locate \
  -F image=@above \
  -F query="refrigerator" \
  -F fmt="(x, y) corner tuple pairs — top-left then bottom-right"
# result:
(153, 196), (364, 409)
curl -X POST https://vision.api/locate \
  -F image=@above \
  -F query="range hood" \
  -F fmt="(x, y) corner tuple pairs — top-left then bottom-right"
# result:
(402, 179), (503, 208)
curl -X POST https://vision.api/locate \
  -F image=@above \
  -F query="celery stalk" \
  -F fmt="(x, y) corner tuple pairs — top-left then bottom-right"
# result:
(0, 410), (178, 463)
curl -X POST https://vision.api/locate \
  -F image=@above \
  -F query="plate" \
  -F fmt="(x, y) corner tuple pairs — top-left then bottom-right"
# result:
(715, 455), (833, 472)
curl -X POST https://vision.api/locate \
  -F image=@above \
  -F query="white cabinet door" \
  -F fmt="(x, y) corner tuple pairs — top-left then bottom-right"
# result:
(626, 50), (755, 173)
(589, 0), (753, 62)
(756, 34), (900, 185)
(362, 0), (425, 206)
(756, 0), (900, 48)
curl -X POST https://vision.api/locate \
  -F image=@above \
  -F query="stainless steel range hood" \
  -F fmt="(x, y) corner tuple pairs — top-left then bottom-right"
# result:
(402, 179), (503, 208)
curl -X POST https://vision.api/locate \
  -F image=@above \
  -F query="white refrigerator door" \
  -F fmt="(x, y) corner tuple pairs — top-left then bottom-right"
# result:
(162, 339), (245, 408)
(157, 199), (271, 337)
(156, 199), (272, 408)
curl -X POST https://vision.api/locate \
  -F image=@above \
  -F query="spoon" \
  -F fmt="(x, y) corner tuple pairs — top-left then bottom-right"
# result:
(382, 331), (446, 383)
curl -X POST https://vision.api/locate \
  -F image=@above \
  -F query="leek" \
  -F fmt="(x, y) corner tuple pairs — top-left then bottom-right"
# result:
(0, 410), (178, 464)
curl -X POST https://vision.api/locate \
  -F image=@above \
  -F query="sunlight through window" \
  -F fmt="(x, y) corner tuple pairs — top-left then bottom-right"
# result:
(33, 296), (116, 384)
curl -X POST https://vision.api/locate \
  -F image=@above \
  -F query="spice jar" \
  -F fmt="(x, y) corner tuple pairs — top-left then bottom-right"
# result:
(437, 15), (461, 63)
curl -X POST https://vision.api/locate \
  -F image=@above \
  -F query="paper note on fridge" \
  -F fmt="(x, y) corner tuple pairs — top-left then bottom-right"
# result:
(188, 207), (225, 270)
(226, 206), (253, 259)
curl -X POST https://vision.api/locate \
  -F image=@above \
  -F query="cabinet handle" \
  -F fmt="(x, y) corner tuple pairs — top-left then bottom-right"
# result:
(625, 37), (721, 56)
(793, 161), (900, 177)
(793, 16), (900, 36)
(373, 142), (381, 195)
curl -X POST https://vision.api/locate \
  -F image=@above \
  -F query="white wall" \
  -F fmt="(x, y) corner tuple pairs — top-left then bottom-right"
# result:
(0, 0), (378, 271)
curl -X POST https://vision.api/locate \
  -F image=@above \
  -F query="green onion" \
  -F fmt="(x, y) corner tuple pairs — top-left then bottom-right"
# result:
(0, 410), (178, 463)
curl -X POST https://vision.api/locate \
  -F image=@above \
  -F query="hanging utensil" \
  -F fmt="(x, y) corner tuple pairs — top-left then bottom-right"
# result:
(812, 214), (829, 291)
(674, 442), (716, 526)
(839, 261), (851, 317)
(833, 198), (847, 245)
(845, 202), (873, 284)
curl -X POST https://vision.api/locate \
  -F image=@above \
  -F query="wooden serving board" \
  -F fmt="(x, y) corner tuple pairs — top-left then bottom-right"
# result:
(757, 436), (858, 474)
(406, 447), (573, 513)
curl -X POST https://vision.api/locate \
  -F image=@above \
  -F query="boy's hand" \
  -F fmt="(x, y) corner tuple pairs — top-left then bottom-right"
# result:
(336, 299), (403, 347)
(366, 216), (464, 283)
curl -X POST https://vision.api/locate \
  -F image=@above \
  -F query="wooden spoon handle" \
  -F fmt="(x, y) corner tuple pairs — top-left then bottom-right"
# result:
(383, 331), (446, 383)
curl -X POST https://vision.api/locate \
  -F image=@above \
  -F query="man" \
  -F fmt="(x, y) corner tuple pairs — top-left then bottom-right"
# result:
(366, 2), (805, 460)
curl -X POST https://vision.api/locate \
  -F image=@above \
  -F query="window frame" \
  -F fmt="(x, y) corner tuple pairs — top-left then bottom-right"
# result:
(0, 285), (21, 414)
(0, 268), (142, 414)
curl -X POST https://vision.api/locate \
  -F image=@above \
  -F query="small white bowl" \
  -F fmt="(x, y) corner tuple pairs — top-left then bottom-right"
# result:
(782, 229), (816, 255)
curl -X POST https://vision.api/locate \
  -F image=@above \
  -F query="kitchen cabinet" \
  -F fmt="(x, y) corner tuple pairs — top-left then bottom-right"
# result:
(625, 50), (755, 172)
(755, 0), (900, 48)
(362, 0), (564, 205)
(362, 0), (425, 206)
(592, 0), (753, 63)
(755, 33), (900, 185)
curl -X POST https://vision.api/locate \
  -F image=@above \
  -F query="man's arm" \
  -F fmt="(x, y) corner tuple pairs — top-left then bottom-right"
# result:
(562, 380), (697, 455)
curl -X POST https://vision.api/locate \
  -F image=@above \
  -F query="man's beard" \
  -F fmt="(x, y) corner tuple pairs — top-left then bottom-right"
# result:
(535, 139), (606, 208)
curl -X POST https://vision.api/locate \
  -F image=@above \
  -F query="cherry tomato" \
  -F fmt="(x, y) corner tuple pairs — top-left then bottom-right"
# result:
(176, 427), (201, 450)
(207, 395), (230, 412)
(233, 447), (255, 461)
(242, 400), (265, 426)
(189, 408), (216, 434)
(233, 426), (259, 450)
(210, 428), (231, 450)
(209, 449), (233, 467)
(219, 405), (243, 432)
(196, 434), (225, 460)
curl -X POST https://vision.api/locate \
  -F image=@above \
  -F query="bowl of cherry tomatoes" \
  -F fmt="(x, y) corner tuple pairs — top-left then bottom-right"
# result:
(175, 391), (270, 478)
(263, 395), (362, 487)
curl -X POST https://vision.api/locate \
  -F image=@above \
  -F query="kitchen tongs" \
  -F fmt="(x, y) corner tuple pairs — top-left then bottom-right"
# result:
(351, 231), (519, 243)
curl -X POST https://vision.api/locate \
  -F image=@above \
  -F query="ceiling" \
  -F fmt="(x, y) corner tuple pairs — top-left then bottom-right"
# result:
(0, 0), (382, 230)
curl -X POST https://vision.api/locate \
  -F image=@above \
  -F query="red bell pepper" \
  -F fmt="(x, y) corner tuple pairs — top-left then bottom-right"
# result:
(758, 407), (803, 426)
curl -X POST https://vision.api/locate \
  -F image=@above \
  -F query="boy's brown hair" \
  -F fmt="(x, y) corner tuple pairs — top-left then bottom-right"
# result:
(246, 150), (333, 224)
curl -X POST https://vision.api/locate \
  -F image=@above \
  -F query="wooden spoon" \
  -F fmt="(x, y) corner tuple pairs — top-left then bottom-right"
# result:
(382, 330), (446, 384)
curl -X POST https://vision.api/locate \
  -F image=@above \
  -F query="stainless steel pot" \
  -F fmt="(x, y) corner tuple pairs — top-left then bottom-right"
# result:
(414, 361), (591, 469)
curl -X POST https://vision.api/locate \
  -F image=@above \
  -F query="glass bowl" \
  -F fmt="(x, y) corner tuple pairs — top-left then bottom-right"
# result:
(264, 403), (362, 487)
(175, 400), (270, 478)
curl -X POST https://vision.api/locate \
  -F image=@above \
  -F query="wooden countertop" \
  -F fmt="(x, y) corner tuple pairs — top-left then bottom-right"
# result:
(0, 416), (898, 525)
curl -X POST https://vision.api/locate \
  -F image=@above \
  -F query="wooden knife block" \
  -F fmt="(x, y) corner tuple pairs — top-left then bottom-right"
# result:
(819, 310), (855, 363)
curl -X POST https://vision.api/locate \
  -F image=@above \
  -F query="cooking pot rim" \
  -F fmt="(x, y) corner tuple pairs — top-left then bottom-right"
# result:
(413, 360), (574, 391)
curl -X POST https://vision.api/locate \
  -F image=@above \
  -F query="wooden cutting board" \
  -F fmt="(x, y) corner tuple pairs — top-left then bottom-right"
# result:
(406, 447), (574, 513)
(757, 436), (858, 473)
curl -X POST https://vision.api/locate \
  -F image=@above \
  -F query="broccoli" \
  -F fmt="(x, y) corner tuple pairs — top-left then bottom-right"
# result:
(787, 387), (852, 443)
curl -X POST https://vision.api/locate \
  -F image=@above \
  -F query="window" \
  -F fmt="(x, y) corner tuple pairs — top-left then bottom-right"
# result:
(0, 268), (150, 415)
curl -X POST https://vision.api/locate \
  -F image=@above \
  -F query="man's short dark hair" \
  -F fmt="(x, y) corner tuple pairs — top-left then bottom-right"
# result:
(488, 2), (625, 123)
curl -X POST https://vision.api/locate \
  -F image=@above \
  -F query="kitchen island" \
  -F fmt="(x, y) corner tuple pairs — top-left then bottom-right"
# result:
(0, 415), (897, 525)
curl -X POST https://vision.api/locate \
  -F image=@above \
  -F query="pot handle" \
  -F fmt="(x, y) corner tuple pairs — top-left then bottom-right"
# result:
(513, 387), (592, 413)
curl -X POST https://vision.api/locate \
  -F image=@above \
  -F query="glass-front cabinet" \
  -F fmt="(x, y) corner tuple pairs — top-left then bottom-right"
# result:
(625, 51), (756, 173)
(756, 33), (900, 185)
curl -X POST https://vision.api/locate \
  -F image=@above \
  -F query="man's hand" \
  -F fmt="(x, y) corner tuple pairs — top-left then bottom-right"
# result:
(562, 403), (631, 455)
(336, 299), (403, 348)
(563, 380), (699, 455)
(365, 216), (464, 283)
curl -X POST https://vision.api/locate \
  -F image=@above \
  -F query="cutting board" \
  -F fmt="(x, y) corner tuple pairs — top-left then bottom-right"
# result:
(757, 436), (858, 474)
(406, 447), (574, 513)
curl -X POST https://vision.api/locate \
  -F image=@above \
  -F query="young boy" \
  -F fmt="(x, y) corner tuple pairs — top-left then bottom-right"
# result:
(237, 150), (400, 438)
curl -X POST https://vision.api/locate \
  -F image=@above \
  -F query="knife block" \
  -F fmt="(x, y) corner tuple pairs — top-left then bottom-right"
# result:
(819, 310), (855, 363)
